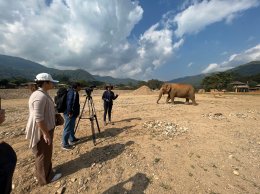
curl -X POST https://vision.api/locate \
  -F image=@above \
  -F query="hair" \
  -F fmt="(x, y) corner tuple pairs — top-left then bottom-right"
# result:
(71, 82), (81, 89)
(35, 80), (50, 88)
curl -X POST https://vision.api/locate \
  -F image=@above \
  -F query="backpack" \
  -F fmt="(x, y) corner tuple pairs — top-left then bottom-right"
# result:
(54, 88), (68, 113)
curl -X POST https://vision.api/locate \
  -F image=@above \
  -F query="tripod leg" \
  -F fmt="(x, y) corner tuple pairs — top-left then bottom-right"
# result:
(75, 97), (87, 133)
(90, 117), (96, 145)
(89, 97), (101, 133)
(94, 115), (101, 133)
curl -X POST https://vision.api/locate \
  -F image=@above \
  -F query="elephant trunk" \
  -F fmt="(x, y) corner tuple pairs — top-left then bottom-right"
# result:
(157, 90), (163, 104)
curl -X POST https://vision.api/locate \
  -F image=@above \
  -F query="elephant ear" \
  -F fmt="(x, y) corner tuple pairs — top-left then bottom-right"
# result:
(165, 84), (171, 92)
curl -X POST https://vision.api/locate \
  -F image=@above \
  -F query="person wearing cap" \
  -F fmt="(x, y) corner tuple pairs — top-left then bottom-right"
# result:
(25, 73), (62, 185)
(102, 84), (119, 126)
(62, 82), (81, 150)
(0, 109), (17, 194)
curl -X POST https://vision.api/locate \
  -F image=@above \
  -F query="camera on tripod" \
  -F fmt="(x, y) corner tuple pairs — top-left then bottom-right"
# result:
(75, 85), (100, 145)
(84, 85), (96, 97)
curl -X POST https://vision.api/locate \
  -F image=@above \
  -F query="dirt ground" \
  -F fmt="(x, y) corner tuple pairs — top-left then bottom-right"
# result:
(0, 89), (259, 194)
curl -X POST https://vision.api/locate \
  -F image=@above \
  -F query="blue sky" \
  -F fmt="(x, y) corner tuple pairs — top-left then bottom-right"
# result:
(0, 0), (260, 81)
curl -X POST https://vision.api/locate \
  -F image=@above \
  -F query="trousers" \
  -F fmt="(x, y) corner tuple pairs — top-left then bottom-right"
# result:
(32, 129), (54, 186)
(62, 114), (77, 146)
(104, 102), (113, 122)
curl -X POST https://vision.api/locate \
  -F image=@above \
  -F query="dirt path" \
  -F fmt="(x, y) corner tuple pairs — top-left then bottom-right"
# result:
(0, 90), (259, 194)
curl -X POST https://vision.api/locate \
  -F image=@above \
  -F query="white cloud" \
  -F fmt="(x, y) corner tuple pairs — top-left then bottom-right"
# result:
(1, 0), (258, 80)
(187, 62), (193, 67)
(174, 0), (259, 37)
(202, 44), (260, 73)
(0, 0), (180, 79)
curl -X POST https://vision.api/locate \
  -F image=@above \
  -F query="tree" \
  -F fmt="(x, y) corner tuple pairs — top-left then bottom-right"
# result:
(0, 79), (9, 87)
(201, 72), (234, 91)
(147, 79), (163, 90)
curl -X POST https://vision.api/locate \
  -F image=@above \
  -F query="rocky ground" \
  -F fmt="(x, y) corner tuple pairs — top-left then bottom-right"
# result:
(0, 89), (259, 194)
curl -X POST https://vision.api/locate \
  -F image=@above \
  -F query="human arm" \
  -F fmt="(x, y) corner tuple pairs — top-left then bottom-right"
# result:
(66, 90), (75, 117)
(112, 91), (119, 100)
(36, 121), (51, 145)
(33, 98), (51, 145)
(102, 91), (109, 102)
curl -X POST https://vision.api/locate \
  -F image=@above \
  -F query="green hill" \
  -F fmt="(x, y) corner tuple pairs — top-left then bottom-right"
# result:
(169, 61), (260, 87)
(0, 54), (139, 84)
(0, 54), (95, 81)
(93, 75), (138, 85)
(226, 61), (260, 76)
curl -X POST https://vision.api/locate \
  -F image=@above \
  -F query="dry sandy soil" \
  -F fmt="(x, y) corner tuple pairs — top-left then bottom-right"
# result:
(0, 89), (259, 194)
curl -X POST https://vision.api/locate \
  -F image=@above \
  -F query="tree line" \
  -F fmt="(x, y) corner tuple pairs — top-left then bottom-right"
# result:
(0, 75), (164, 90)
(201, 72), (260, 91)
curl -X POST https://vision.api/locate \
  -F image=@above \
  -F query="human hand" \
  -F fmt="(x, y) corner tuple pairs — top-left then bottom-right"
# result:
(0, 109), (5, 125)
(43, 132), (51, 145)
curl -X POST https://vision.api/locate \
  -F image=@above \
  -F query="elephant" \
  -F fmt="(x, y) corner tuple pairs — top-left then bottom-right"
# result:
(157, 83), (197, 105)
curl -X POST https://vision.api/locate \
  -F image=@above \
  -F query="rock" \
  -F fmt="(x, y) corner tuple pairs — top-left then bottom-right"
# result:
(55, 186), (65, 194)
(233, 170), (239, 176)
(228, 155), (233, 159)
(71, 178), (77, 182)
(55, 182), (61, 188)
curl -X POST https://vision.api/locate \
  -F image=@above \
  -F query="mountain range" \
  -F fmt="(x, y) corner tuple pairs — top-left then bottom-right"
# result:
(169, 61), (260, 87)
(0, 54), (260, 86)
(0, 54), (139, 85)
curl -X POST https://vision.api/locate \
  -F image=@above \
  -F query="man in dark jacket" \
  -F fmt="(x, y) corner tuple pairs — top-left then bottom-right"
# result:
(62, 82), (81, 150)
(102, 84), (118, 126)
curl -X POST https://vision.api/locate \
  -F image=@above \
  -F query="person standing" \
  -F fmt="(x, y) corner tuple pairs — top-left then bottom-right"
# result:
(62, 82), (81, 150)
(25, 73), (62, 186)
(0, 108), (17, 194)
(102, 84), (118, 126)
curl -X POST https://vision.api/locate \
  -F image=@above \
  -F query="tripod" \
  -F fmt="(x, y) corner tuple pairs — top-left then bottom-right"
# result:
(75, 95), (100, 145)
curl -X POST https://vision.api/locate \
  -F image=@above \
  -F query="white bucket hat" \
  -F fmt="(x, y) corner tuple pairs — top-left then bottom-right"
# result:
(35, 73), (59, 83)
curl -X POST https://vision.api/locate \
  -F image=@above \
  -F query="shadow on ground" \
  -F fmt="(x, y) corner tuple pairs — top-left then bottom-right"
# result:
(113, 117), (142, 123)
(102, 173), (150, 194)
(75, 125), (135, 145)
(56, 141), (134, 177)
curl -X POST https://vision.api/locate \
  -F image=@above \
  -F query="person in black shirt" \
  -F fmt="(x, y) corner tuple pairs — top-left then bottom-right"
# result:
(0, 109), (17, 194)
(102, 84), (118, 126)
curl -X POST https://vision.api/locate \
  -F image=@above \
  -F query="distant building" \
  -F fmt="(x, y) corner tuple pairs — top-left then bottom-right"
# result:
(249, 84), (260, 92)
(230, 81), (249, 92)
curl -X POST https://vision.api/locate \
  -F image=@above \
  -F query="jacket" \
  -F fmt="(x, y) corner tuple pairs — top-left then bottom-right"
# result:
(102, 90), (118, 105)
(64, 88), (80, 117)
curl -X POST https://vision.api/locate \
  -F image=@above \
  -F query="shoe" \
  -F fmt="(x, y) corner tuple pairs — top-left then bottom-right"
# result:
(62, 145), (75, 150)
(104, 121), (107, 126)
(51, 173), (62, 182)
(70, 138), (80, 145)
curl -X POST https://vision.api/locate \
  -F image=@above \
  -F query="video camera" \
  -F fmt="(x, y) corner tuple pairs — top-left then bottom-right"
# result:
(85, 85), (96, 97)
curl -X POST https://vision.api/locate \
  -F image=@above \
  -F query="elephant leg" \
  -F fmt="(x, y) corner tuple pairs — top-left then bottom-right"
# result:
(171, 96), (175, 104)
(191, 96), (198, 105)
(185, 98), (189, 105)
(166, 94), (171, 103)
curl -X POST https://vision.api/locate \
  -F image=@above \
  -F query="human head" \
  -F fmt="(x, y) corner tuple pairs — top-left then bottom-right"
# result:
(105, 84), (113, 90)
(71, 82), (81, 91)
(35, 73), (59, 89)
